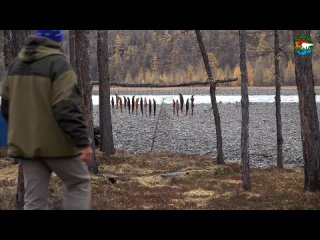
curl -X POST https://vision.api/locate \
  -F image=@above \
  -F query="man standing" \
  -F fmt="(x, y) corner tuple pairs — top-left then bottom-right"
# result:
(0, 30), (92, 210)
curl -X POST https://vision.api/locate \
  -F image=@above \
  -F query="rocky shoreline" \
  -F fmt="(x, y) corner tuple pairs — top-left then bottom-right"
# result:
(92, 94), (316, 168)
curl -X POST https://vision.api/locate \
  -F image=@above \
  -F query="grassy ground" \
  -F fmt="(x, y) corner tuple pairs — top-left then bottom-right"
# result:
(0, 150), (319, 210)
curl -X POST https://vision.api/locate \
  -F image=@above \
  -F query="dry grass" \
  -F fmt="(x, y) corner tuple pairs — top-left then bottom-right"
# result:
(1, 150), (320, 210)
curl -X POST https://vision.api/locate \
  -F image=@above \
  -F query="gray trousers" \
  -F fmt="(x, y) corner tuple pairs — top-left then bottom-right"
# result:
(19, 157), (91, 210)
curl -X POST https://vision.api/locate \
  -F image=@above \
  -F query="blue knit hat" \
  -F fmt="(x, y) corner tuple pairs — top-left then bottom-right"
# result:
(35, 30), (65, 42)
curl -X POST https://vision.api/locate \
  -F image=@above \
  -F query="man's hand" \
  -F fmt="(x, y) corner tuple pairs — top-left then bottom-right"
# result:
(80, 147), (93, 165)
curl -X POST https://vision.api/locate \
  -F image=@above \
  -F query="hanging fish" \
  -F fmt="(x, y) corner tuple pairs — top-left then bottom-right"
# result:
(144, 97), (147, 116)
(111, 97), (114, 109)
(123, 96), (127, 109)
(179, 93), (184, 113)
(127, 97), (131, 114)
(153, 99), (156, 117)
(115, 94), (119, 109)
(176, 100), (179, 117)
(172, 99), (175, 115)
(132, 95), (135, 114)
(135, 98), (140, 115)
(186, 98), (189, 116)
(119, 98), (123, 113)
(140, 97), (143, 115)
(149, 99), (152, 117)
(191, 95), (195, 116)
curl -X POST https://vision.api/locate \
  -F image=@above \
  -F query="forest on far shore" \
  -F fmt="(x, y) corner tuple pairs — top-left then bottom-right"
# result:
(1, 30), (320, 86)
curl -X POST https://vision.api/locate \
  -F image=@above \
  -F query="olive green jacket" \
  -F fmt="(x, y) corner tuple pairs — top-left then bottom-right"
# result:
(0, 36), (91, 158)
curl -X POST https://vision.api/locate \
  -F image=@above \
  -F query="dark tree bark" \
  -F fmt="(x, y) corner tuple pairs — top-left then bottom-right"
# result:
(16, 163), (25, 210)
(274, 30), (283, 169)
(74, 30), (98, 174)
(293, 30), (320, 191)
(97, 30), (115, 155)
(69, 30), (76, 70)
(239, 30), (251, 191)
(195, 30), (224, 165)
(3, 30), (31, 68)
(3, 30), (32, 209)
(3, 30), (13, 68)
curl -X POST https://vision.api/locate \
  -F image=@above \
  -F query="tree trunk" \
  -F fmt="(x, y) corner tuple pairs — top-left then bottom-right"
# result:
(293, 30), (320, 191)
(274, 30), (283, 169)
(3, 30), (31, 68)
(97, 30), (115, 155)
(239, 30), (251, 191)
(195, 30), (224, 164)
(3, 30), (32, 209)
(74, 30), (98, 174)
(15, 163), (25, 210)
(69, 30), (76, 70)
(3, 30), (13, 68)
